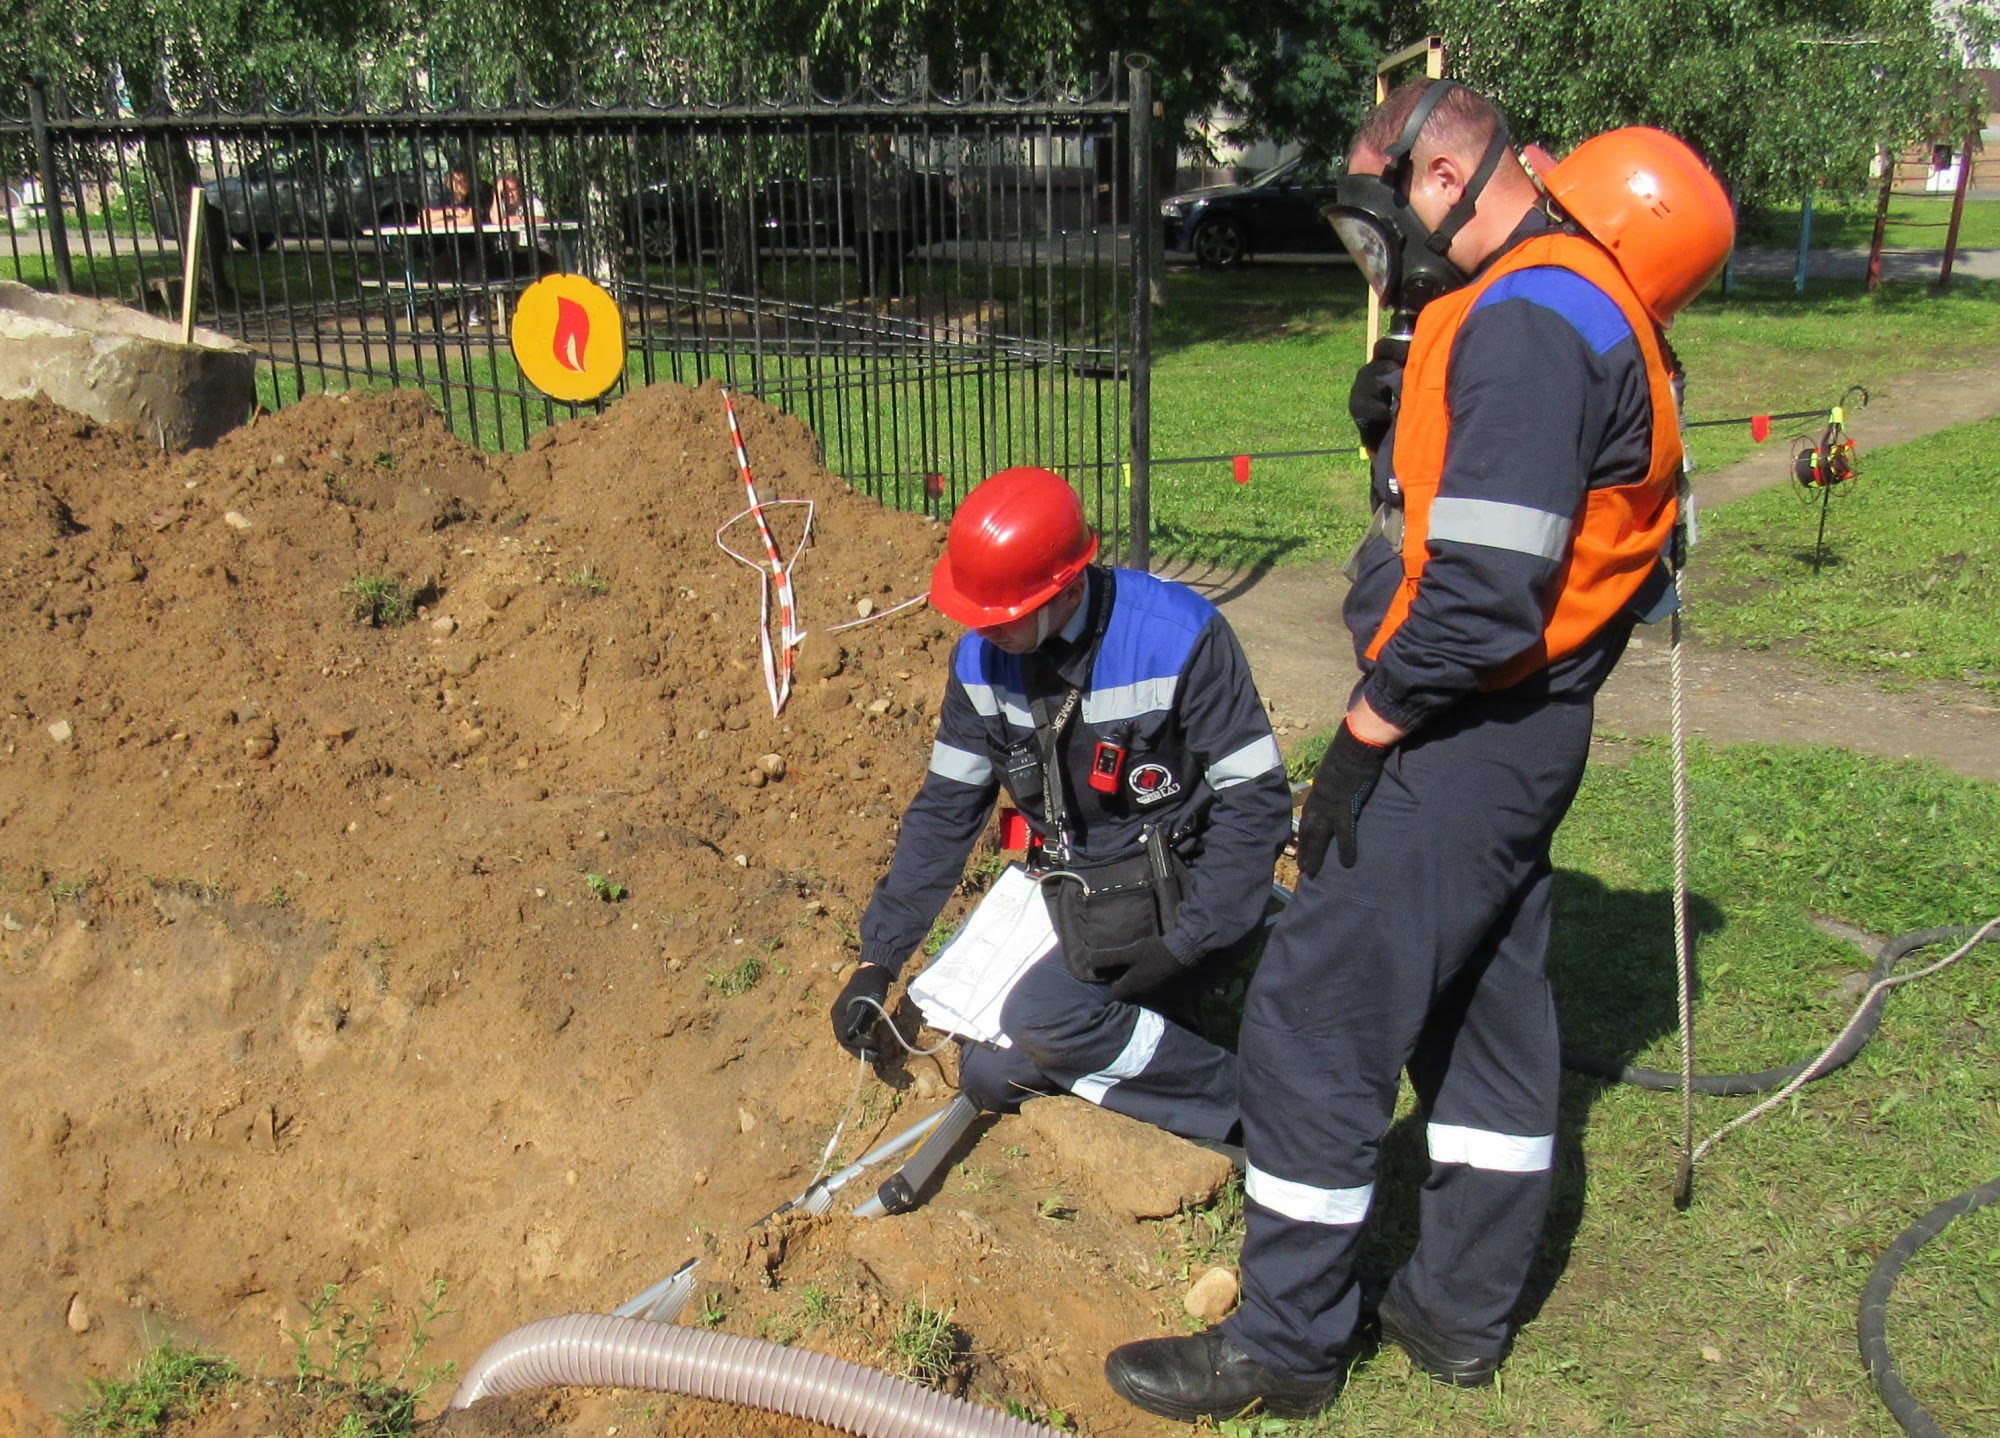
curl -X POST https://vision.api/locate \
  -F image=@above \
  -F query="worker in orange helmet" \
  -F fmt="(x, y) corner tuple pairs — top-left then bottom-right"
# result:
(829, 466), (1292, 1151)
(1105, 85), (1733, 1421)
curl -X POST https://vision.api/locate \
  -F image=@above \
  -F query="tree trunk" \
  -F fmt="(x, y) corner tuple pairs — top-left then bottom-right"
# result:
(142, 133), (237, 306)
(718, 184), (760, 294)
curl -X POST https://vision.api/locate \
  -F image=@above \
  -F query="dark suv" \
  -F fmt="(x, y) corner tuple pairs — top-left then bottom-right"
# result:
(155, 138), (454, 250)
(624, 171), (958, 261)
(1160, 155), (1346, 268)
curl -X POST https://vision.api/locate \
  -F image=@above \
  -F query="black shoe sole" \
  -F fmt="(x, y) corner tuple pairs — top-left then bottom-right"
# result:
(1377, 1299), (1500, 1389)
(1104, 1364), (1338, 1422)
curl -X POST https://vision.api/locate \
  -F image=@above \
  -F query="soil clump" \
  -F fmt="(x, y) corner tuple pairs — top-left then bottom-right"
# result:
(0, 382), (1224, 1435)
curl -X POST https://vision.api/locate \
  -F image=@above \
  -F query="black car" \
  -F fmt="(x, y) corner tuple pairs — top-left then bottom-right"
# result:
(153, 137), (455, 250)
(1160, 155), (1346, 268)
(623, 170), (958, 262)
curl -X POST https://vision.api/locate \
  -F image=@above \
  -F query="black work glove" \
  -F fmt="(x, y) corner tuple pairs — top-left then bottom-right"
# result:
(831, 964), (893, 1060)
(1348, 357), (1402, 454)
(1098, 934), (1193, 1001)
(1295, 721), (1391, 877)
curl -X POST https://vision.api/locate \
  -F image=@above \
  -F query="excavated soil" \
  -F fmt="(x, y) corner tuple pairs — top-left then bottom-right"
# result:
(0, 383), (1234, 1436)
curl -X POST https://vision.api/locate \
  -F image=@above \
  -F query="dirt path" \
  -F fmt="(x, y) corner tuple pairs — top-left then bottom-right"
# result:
(1167, 355), (2000, 781)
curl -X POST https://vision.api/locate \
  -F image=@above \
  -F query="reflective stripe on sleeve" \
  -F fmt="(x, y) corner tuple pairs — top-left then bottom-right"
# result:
(1428, 497), (1572, 562)
(1426, 1122), (1554, 1173)
(1069, 1008), (1165, 1105)
(960, 681), (1000, 718)
(1206, 734), (1283, 790)
(927, 742), (995, 787)
(958, 682), (1030, 728)
(1244, 1164), (1373, 1226)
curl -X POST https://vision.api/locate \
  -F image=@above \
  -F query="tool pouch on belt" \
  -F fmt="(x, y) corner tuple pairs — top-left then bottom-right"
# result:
(1042, 826), (1189, 984)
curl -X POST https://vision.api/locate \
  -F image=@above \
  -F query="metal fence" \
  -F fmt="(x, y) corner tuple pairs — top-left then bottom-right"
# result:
(2, 61), (1156, 561)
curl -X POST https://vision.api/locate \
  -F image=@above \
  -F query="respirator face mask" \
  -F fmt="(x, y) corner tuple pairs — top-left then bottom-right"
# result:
(1323, 79), (1515, 335)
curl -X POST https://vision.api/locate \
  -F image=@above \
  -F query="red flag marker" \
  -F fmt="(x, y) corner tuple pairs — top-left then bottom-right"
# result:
(1233, 454), (1251, 485)
(1750, 415), (1771, 443)
(924, 472), (945, 499)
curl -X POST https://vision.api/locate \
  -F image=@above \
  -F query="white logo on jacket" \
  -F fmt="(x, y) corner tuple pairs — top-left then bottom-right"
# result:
(1127, 762), (1180, 805)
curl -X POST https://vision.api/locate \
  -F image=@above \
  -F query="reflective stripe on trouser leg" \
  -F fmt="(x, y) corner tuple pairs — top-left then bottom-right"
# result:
(1393, 858), (1563, 1357)
(1226, 691), (1595, 1382)
(986, 951), (1240, 1142)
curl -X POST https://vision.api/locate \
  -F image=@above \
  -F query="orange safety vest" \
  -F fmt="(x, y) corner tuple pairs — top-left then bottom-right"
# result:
(1366, 231), (1681, 690)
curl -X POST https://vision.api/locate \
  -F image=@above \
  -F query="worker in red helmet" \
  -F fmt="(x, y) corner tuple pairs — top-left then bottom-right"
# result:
(829, 466), (1292, 1150)
(1105, 84), (1733, 1422)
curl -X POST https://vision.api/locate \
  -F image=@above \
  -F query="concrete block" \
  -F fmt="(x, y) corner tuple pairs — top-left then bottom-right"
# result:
(0, 280), (256, 451)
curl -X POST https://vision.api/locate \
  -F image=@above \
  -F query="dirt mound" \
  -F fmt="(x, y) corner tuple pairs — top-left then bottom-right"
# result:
(0, 381), (1224, 1436)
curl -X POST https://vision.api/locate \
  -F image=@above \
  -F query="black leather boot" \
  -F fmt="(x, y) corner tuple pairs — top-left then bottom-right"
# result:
(1377, 1290), (1501, 1388)
(1104, 1326), (1343, 1421)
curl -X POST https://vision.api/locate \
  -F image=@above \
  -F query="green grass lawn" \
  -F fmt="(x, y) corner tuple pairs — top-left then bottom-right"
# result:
(1145, 265), (2000, 567)
(1742, 197), (2000, 254)
(1689, 416), (2000, 692)
(1227, 738), (2000, 1436)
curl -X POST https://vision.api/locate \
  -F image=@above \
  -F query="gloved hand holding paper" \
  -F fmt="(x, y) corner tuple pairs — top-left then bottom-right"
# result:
(906, 864), (1057, 1048)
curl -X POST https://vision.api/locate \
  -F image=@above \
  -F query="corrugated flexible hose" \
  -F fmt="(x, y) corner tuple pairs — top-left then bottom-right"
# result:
(450, 1311), (1050, 1435)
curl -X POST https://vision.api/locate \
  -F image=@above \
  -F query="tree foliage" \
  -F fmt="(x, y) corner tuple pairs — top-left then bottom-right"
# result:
(1401, 0), (1990, 208)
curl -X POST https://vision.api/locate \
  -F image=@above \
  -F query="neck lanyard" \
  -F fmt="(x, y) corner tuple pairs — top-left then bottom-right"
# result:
(1026, 572), (1111, 864)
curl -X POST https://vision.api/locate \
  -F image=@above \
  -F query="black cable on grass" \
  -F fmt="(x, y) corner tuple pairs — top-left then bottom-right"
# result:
(1560, 926), (1999, 1096)
(1859, 1175), (2000, 1438)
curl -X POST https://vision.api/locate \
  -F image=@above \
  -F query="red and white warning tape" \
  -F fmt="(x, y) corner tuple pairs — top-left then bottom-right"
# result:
(717, 389), (812, 716)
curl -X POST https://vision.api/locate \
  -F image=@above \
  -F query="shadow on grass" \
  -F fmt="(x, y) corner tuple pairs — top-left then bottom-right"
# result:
(1148, 535), (1312, 600)
(1356, 871), (1728, 1332)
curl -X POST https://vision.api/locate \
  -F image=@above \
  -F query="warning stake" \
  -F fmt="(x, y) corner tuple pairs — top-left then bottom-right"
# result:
(511, 274), (625, 403)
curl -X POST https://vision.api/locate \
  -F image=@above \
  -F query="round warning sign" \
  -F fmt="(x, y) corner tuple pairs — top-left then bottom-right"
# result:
(510, 274), (625, 403)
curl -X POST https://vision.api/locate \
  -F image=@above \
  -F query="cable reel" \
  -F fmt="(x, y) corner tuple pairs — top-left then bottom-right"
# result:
(1789, 384), (1868, 573)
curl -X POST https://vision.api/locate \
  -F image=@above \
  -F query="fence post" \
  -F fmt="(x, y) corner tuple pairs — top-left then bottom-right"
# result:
(1936, 131), (1974, 292)
(1865, 154), (1894, 292)
(1128, 64), (1153, 572)
(1792, 193), (1813, 294)
(27, 78), (75, 295)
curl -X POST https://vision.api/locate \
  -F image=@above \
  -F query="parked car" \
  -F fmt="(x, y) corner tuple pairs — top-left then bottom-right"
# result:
(623, 169), (958, 262)
(153, 137), (455, 250)
(1160, 155), (1346, 268)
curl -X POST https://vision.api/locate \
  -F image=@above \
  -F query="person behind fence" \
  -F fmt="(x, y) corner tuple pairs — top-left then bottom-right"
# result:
(852, 134), (910, 301)
(828, 466), (1292, 1146)
(1101, 82), (1735, 1421)
(485, 171), (560, 284)
(423, 162), (494, 327)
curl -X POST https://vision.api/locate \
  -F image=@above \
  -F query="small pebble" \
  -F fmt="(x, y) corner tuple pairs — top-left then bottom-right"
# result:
(223, 511), (253, 531)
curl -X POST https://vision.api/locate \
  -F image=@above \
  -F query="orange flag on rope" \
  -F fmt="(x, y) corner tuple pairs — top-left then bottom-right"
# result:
(1233, 454), (1251, 485)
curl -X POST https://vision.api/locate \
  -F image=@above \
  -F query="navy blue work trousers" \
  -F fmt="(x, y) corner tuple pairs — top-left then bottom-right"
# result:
(1225, 690), (1595, 1382)
(957, 948), (1240, 1142)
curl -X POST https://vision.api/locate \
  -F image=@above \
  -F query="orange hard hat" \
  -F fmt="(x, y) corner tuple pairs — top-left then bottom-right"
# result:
(930, 467), (1099, 627)
(1545, 127), (1735, 325)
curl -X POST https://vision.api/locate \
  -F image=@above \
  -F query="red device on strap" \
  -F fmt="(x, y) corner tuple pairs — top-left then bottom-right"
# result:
(1088, 741), (1126, 794)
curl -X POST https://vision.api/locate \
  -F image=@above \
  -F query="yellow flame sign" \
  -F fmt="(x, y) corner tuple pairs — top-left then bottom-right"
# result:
(511, 274), (625, 403)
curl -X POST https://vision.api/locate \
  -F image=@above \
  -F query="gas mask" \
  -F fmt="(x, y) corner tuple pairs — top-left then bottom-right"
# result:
(1323, 79), (1516, 334)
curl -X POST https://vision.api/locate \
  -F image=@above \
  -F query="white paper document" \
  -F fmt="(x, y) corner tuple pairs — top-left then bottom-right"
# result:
(906, 864), (1057, 1048)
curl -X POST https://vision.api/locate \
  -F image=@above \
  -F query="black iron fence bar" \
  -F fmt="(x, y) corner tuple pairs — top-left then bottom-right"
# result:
(1126, 64), (1152, 571)
(5, 64), (1148, 559)
(26, 80), (76, 292)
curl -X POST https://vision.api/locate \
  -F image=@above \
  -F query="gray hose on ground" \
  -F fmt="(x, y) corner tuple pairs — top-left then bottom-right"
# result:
(450, 1311), (1049, 1435)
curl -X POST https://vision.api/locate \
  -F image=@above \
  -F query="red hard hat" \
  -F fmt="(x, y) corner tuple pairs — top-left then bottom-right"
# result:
(930, 467), (1099, 627)
(1546, 127), (1735, 325)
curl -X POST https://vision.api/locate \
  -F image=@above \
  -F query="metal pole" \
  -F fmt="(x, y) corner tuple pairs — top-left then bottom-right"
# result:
(1793, 192), (1813, 294)
(1128, 63), (1153, 572)
(1865, 152), (1894, 292)
(27, 79), (74, 294)
(1936, 131), (1974, 291)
